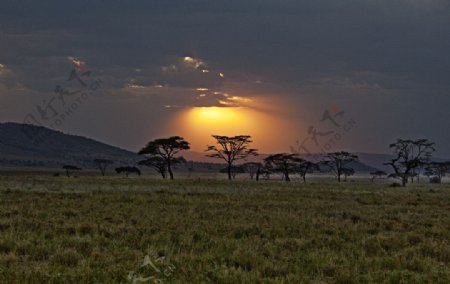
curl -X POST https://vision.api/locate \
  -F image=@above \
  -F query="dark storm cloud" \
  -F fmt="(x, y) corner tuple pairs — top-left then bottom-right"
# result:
(0, 0), (449, 154)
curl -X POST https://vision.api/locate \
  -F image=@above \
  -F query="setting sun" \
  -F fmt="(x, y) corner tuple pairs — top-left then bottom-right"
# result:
(191, 107), (243, 125)
(183, 107), (253, 137)
(173, 105), (291, 152)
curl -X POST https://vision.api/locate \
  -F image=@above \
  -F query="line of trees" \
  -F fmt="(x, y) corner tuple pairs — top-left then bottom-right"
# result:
(203, 136), (449, 185)
(204, 135), (359, 182)
(59, 135), (449, 185)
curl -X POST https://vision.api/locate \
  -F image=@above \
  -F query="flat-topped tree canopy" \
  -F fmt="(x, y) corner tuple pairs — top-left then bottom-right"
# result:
(139, 136), (190, 157)
(264, 153), (303, 182)
(321, 151), (359, 182)
(139, 136), (190, 180)
(62, 165), (82, 177)
(263, 153), (319, 182)
(206, 135), (258, 180)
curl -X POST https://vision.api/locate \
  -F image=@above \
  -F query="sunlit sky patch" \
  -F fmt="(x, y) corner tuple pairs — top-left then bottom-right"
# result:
(0, 1), (449, 155)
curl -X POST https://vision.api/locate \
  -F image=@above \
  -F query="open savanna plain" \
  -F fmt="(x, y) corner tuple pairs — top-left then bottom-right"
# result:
(0, 175), (449, 283)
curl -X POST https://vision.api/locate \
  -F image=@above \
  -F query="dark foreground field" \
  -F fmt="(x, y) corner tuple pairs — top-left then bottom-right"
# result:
(0, 176), (449, 283)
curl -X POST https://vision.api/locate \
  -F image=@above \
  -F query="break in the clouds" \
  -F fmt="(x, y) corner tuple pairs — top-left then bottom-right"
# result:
(120, 55), (246, 109)
(0, 0), (449, 155)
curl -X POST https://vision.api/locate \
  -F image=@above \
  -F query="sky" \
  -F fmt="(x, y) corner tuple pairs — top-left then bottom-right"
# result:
(0, 0), (449, 156)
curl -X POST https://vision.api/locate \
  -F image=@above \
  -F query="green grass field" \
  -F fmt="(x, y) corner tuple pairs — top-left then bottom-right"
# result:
(0, 176), (449, 283)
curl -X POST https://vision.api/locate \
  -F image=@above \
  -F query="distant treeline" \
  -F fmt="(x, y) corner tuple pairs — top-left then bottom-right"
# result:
(56, 135), (449, 186)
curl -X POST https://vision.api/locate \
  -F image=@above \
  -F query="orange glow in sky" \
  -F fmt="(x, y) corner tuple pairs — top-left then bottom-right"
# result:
(188, 107), (252, 131)
(174, 105), (293, 153)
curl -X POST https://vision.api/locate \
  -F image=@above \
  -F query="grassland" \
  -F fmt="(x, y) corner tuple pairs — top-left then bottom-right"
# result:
(0, 176), (449, 283)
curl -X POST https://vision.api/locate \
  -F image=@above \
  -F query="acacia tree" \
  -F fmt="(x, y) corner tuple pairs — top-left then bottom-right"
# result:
(220, 165), (245, 179)
(115, 166), (141, 177)
(94, 158), (113, 176)
(206, 135), (258, 180)
(259, 165), (273, 180)
(138, 156), (167, 179)
(384, 139), (435, 187)
(341, 168), (355, 182)
(425, 161), (450, 184)
(264, 153), (304, 182)
(370, 170), (387, 182)
(321, 151), (359, 182)
(139, 136), (190, 180)
(242, 162), (263, 180)
(296, 160), (320, 183)
(62, 165), (81, 177)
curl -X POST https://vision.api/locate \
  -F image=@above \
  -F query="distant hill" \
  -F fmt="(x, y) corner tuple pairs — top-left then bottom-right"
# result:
(5, 122), (446, 174)
(0, 123), (140, 169)
(0, 123), (227, 172)
(355, 152), (394, 172)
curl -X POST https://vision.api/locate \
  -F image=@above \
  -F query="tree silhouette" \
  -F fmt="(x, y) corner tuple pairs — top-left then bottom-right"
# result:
(220, 165), (245, 179)
(206, 135), (258, 180)
(115, 166), (141, 177)
(370, 170), (387, 182)
(139, 136), (190, 180)
(384, 139), (435, 186)
(341, 167), (355, 182)
(138, 156), (186, 179)
(138, 156), (167, 179)
(62, 165), (81, 177)
(296, 160), (320, 183)
(425, 161), (450, 184)
(255, 165), (272, 180)
(93, 158), (113, 176)
(242, 162), (263, 180)
(321, 151), (358, 182)
(264, 153), (303, 182)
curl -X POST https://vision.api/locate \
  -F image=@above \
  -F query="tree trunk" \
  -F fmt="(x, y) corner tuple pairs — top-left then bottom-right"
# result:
(167, 160), (174, 180)
(285, 171), (290, 182)
(227, 163), (232, 180)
